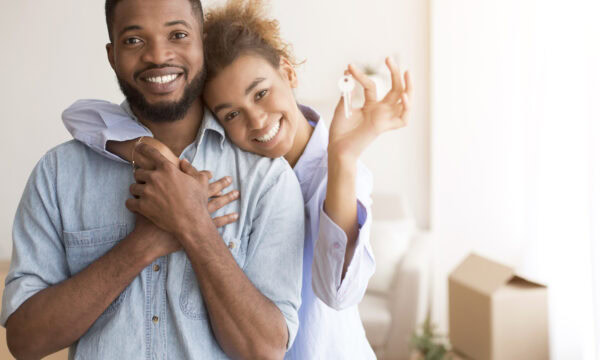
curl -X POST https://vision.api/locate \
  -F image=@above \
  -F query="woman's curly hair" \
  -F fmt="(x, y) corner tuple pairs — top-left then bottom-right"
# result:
(203, 0), (299, 82)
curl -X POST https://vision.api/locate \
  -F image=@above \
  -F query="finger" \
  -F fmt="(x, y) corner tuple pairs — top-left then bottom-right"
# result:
(129, 183), (146, 197)
(347, 64), (377, 104)
(331, 95), (346, 123)
(133, 168), (152, 184)
(180, 160), (213, 182)
(135, 143), (170, 170)
(207, 190), (240, 213)
(404, 70), (413, 97)
(208, 176), (233, 197)
(212, 213), (239, 228)
(179, 159), (195, 174)
(399, 91), (411, 113)
(125, 198), (140, 213)
(382, 57), (404, 103)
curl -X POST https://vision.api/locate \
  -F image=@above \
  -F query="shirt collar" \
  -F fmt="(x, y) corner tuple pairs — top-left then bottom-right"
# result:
(293, 104), (329, 177)
(119, 100), (226, 151)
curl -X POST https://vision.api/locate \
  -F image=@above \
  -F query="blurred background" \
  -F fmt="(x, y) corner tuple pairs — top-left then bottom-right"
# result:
(0, 0), (598, 359)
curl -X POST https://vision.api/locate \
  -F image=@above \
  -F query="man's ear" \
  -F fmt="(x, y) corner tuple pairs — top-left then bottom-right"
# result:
(279, 57), (298, 89)
(106, 43), (116, 72)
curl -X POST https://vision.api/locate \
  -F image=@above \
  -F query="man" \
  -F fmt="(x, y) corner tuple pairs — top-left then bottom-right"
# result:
(0, 0), (304, 359)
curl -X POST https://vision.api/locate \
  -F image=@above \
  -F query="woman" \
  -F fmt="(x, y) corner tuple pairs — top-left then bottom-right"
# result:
(63, 0), (412, 358)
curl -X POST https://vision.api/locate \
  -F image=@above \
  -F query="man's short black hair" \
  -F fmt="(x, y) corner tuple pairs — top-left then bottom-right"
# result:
(105, 0), (204, 42)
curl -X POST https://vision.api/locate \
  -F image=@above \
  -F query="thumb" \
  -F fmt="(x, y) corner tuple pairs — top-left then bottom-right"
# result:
(331, 96), (346, 125)
(180, 159), (195, 174)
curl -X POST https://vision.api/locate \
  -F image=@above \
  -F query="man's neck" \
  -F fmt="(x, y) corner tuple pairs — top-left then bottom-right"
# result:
(134, 101), (204, 157)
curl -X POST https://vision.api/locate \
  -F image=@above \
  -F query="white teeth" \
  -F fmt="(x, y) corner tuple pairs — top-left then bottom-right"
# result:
(145, 74), (178, 84)
(255, 120), (281, 143)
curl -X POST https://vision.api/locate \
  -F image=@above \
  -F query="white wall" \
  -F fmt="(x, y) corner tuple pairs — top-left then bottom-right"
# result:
(0, 1), (124, 259)
(431, 1), (600, 359)
(0, 1), (430, 258)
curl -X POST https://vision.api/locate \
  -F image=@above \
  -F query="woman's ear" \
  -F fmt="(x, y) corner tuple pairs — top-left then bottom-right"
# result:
(279, 57), (298, 88)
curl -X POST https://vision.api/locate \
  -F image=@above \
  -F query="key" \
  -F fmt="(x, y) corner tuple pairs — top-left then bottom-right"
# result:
(338, 75), (355, 119)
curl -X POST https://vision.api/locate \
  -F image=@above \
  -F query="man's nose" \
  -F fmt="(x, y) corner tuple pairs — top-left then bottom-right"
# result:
(246, 107), (268, 130)
(141, 40), (175, 65)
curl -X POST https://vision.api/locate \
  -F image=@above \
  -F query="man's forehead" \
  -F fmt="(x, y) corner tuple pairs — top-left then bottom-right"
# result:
(113, 0), (197, 30)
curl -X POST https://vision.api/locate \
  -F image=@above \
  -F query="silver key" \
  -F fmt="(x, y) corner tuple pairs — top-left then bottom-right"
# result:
(338, 75), (355, 119)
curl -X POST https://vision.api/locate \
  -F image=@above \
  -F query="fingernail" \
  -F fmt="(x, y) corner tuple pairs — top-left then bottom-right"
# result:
(233, 190), (240, 197)
(232, 213), (239, 220)
(226, 176), (232, 183)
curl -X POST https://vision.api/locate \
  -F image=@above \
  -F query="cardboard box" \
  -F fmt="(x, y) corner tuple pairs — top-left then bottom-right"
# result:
(448, 254), (549, 360)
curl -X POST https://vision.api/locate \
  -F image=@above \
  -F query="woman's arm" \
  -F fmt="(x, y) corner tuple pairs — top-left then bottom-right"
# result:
(317, 57), (412, 305)
(63, 100), (238, 226)
(107, 137), (180, 166)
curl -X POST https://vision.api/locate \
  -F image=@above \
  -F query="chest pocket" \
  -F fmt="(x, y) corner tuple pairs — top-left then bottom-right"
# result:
(63, 224), (130, 316)
(179, 229), (248, 320)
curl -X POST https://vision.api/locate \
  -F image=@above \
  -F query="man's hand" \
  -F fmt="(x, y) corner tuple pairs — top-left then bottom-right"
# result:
(125, 143), (238, 239)
(133, 214), (181, 260)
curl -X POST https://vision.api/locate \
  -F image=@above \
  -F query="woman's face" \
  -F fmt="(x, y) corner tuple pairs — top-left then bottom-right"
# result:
(203, 54), (300, 158)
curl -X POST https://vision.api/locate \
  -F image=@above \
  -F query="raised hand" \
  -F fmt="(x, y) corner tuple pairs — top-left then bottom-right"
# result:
(328, 57), (412, 160)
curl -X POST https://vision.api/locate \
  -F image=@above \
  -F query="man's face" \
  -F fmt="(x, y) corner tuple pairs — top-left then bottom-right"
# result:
(107, 0), (205, 123)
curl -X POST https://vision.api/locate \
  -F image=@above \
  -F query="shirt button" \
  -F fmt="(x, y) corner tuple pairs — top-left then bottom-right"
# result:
(228, 242), (235, 250)
(153, 264), (160, 272)
(152, 316), (159, 324)
(334, 243), (341, 250)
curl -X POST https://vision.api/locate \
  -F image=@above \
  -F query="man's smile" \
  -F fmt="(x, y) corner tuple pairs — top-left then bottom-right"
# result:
(136, 67), (186, 95)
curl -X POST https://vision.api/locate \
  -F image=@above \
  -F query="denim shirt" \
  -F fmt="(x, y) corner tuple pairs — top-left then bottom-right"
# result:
(1, 104), (305, 359)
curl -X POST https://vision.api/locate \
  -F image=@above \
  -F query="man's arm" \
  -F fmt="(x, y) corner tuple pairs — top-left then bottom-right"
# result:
(6, 223), (171, 360)
(126, 145), (304, 360)
(2, 154), (179, 360)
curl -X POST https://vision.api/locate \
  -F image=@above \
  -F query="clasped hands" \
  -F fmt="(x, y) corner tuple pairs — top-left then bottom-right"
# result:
(125, 142), (239, 257)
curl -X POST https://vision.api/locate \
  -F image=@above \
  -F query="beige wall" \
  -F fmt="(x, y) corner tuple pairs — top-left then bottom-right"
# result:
(0, 1), (430, 259)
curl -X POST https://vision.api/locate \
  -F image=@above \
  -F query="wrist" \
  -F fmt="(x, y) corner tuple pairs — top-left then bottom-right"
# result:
(121, 231), (157, 267)
(328, 150), (358, 173)
(175, 212), (217, 250)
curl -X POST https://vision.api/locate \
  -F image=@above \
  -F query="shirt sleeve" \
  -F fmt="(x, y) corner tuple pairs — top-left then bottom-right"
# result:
(311, 161), (376, 311)
(1, 154), (70, 326)
(242, 166), (305, 350)
(62, 99), (152, 164)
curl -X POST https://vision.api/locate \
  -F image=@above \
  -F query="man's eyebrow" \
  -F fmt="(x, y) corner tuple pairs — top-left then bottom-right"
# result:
(165, 20), (192, 29)
(245, 78), (266, 95)
(214, 103), (233, 115)
(117, 20), (191, 39)
(118, 25), (142, 38)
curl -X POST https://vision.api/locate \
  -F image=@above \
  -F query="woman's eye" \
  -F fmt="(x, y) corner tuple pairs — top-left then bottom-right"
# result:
(124, 38), (142, 45)
(224, 111), (239, 122)
(173, 32), (188, 40)
(255, 89), (268, 101)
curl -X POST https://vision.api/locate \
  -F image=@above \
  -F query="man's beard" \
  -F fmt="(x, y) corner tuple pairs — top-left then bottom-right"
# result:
(117, 67), (206, 123)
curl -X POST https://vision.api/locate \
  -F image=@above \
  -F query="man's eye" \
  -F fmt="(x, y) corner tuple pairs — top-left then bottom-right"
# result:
(173, 32), (188, 40)
(255, 89), (268, 101)
(124, 38), (142, 45)
(224, 111), (240, 122)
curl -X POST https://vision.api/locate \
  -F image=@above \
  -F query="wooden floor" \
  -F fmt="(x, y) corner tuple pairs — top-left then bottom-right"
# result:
(0, 260), (68, 360)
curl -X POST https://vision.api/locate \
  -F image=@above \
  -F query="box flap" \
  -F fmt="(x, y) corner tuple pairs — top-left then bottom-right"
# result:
(449, 253), (514, 295)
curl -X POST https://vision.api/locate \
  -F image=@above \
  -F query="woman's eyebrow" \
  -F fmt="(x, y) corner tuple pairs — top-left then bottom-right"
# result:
(214, 102), (232, 115)
(245, 77), (266, 95)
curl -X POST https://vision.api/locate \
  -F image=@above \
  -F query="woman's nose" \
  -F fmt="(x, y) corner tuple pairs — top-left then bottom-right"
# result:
(246, 107), (268, 130)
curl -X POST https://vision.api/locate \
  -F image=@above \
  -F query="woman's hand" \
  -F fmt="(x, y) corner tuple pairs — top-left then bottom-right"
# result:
(328, 57), (412, 160)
